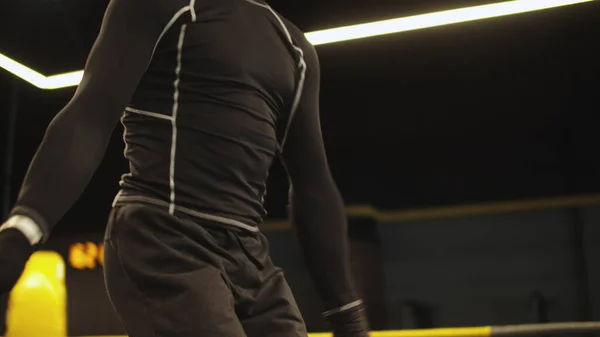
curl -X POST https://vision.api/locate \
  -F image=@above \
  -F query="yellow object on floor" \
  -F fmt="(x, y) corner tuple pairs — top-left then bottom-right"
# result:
(6, 251), (66, 337)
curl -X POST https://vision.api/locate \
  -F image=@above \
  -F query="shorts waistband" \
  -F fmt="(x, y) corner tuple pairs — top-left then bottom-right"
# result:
(112, 192), (260, 233)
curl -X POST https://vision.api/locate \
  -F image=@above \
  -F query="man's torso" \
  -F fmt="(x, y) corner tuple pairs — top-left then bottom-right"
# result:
(115, 0), (310, 230)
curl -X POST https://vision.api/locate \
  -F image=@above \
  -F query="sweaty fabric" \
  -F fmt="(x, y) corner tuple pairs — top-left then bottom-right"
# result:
(104, 203), (307, 337)
(10, 0), (359, 311)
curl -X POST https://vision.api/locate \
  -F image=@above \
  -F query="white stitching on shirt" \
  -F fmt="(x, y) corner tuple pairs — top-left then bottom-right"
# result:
(151, 6), (194, 60)
(169, 25), (187, 215)
(167, 0), (198, 215)
(189, 0), (197, 22)
(125, 107), (173, 121)
(119, 114), (133, 186)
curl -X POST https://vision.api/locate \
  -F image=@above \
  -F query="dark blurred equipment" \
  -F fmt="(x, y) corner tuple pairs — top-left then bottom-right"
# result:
(399, 300), (435, 330)
(530, 291), (549, 323)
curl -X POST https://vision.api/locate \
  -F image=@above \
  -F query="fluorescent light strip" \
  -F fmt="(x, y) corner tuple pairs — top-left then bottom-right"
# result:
(0, 52), (47, 87)
(305, 0), (594, 45)
(44, 70), (84, 90)
(0, 0), (594, 90)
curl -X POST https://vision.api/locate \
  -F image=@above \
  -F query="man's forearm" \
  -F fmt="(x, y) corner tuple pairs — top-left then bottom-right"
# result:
(291, 183), (360, 311)
(9, 112), (114, 241)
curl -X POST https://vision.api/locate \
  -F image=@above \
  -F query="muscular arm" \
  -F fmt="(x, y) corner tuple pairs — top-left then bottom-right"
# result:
(281, 42), (359, 312)
(7, 0), (195, 242)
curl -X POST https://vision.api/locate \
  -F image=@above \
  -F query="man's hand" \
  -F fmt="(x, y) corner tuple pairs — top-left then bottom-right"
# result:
(326, 301), (370, 337)
(0, 228), (33, 295)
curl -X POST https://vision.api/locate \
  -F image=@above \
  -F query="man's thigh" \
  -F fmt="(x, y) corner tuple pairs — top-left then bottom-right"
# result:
(240, 269), (308, 337)
(104, 204), (247, 337)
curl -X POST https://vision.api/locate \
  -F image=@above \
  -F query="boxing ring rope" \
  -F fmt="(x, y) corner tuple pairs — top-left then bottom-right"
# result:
(5, 251), (600, 337)
(79, 322), (600, 336)
(260, 194), (600, 232)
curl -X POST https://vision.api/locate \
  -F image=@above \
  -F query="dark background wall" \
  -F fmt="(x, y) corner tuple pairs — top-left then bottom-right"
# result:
(380, 208), (584, 327)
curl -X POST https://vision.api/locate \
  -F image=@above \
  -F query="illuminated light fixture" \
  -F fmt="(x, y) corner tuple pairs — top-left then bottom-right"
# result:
(0, 53), (47, 88)
(0, 0), (594, 90)
(44, 70), (84, 90)
(0, 53), (83, 90)
(305, 0), (594, 45)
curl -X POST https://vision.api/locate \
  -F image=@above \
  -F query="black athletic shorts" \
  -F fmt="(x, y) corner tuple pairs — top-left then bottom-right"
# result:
(103, 203), (308, 337)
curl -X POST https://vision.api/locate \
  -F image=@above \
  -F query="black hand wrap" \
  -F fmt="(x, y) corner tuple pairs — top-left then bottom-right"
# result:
(325, 301), (370, 337)
(0, 229), (33, 294)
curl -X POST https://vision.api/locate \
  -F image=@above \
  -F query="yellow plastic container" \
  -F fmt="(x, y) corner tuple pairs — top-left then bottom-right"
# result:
(6, 251), (66, 337)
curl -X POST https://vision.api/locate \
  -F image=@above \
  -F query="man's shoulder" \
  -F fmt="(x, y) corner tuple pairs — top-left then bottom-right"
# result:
(278, 16), (314, 51)
(133, 0), (196, 20)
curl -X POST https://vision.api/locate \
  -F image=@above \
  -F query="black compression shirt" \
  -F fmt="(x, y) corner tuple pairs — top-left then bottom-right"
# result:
(10, 0), (359, 310)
